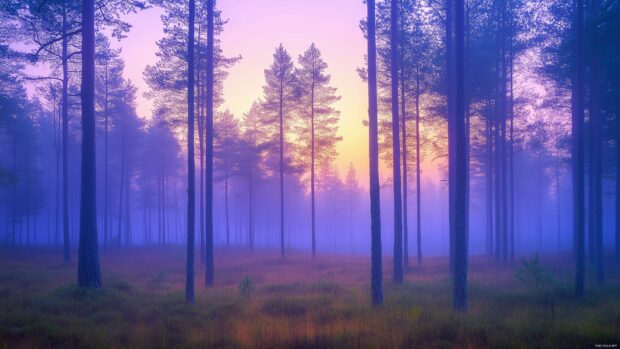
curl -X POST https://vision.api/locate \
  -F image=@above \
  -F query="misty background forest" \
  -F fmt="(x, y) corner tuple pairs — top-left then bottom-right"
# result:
(0, 0), (619, 348)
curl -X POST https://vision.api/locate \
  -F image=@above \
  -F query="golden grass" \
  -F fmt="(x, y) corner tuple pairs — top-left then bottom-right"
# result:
(0, 247), (619, 348)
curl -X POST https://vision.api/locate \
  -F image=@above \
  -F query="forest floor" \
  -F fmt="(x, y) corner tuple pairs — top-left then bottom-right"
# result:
(0, 247), (619, 348)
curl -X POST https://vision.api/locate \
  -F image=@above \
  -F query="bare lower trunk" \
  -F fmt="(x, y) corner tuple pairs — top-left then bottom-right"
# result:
(367, 0), (383, 306)
(390, 0), (403, 284)
(77, 0), (101, 288)
(205, 0), (215, 286)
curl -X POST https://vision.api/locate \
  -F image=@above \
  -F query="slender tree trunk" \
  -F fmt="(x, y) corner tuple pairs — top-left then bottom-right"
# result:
(494, 119), (501, 260)
(590, 0), (604, 285)
(453, 0), (468, 312)
(77, 0), (101, 288)
(400, 39), (409, 268)
(616, 105), (620, 265)
(54, 96), (60, 246)
(225, 165), (230, 247)
(11, 137), (16, 246)
(367, 0), (383, 306)
(249, 172), (254, 251)
(573, 0), (586, 299)
(196, 24), (206, 264)
(500, 6), (508, 261)
(486, 117), (493, 255)
(279, 77), (285, 259)
(104, 59), (109, 249)
(557, 161), (562, 250)
(185, 0), (196, 304)
(125, 158), (132, 245)
(538, 151), (543, 250)
(415, 70), (422, 266)
(447, 0), (456, 274)
(390, 0), (403, 284)
(205, 0), (215, 286)
(62, 6), (71, 262)
(117, 131), (126, 246)
(508, 20), (515, 261)
(311, 76), (316, 257)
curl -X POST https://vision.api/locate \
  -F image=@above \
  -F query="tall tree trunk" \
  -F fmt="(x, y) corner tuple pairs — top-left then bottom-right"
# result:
(55, 95), (61, 246)
(590, 0), (604, 285)
(225, 164), (230, 247)
(125, 167), (131, 245)
(104, 58), (109, 249)
(500, 4), (508, 261)
(508, 16), (515, 261)
(62, 6), (71, 262)
(573, 0), (586, 299)
(390, 0), (403, 284)
(311, 75), (316, 257)
(616, 104), (620, 265)
(486, 116), (493, 255)
(400, 32), (409, 268)
(279, 77), (285, 259)
(367, 0), (383, 306)
(185, 0), (196, 304)
(249, 172), (254, 251)
(415, 69), (422, 265)
(77, 0), (101, 288)
(117, 130), (125, 246)
(11, 136), (16, 246)
(196, 24), (206, 264)
(538, 151), (543, 250)
(557, 161), (562, 250)
(447, 0), (456, 274)
(205, 0), (215, 286)
(453, 0), (468, 312)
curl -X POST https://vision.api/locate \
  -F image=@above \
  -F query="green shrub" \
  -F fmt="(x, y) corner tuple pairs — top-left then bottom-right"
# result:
(515, 254), (557, 320)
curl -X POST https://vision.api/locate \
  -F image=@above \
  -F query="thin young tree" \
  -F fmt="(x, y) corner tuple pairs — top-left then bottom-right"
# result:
(262, 44), (296, 259)
(296, 43), (341, 257)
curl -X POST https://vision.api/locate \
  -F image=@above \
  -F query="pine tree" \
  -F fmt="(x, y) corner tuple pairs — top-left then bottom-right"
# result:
(261, 44), (297, 259)
(295, 43), (341, 257)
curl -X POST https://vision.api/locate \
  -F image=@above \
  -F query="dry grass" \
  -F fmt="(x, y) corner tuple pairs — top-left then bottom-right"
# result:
(0, 247), (619, 348)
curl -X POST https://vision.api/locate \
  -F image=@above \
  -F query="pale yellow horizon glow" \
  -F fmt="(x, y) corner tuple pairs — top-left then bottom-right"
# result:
(112, 0), (443, 188)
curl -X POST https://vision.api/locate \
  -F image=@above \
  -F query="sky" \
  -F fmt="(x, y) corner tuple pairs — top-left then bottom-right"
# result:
(111, 0), (370, 181)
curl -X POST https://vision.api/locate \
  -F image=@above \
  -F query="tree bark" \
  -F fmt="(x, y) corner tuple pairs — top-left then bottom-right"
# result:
(62, 5), (71, 262)
(390, 0), (403, 284)
(205, 0), (215, 286)
(573, 0), (586, 299)
(453, 0), (468, 311)
(367, 0), (383, 306)
(415, 70), (422, 266)
(77, 0), (101, 289)
(185, 0), (196, 304)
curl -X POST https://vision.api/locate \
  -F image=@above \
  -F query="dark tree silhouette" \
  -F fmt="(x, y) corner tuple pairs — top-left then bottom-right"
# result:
(77, 0), (101, 289)
(390, 0), (404, 284)
(367, 0), (384, 306)
(185, 0), (196, 304)
(205, 0), (215, 287)
(452, 0), (468, 311)
(573, 0), (585, 299)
